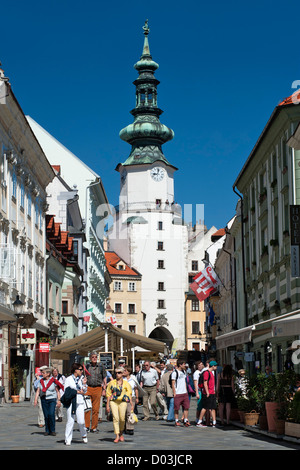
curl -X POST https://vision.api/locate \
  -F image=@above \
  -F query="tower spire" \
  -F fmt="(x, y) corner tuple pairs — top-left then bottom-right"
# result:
(118, 21), (175, 168)
(142, 19), (151, 56)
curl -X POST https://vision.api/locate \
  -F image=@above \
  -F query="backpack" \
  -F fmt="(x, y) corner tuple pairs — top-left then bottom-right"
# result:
(168, 369), (178, 388)
(198, 370), (210, 389)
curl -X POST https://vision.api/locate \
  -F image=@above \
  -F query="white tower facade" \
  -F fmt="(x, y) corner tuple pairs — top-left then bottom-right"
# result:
(108, 22), (188, 351)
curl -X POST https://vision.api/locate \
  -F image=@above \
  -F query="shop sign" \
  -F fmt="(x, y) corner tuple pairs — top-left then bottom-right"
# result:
(20, 328), (36, 344)
(39, 342), (50, 353)
(290, 205), (300, 277)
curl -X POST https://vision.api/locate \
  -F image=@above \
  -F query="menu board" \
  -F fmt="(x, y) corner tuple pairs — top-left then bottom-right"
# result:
(99, 352), (114, 371)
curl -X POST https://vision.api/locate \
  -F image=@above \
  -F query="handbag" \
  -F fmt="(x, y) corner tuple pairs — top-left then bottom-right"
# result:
(83, 395), (92, 412)
(128, 412), (138, 424)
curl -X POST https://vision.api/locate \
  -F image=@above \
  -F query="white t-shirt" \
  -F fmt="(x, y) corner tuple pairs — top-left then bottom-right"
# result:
(171, 369), (187, 395)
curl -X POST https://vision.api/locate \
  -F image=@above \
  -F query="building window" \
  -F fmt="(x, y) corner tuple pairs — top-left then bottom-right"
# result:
(191, 260), (198, 271)
(158, 221), (163, 230)
(192, 321), (200, 334)
(192, 299), (200, 311)
(62, 300), (68, 314)
(128, 304), (135, 314)
(158, 299), (165, 309)
(115, 303), (122, 313)
(129, 325), (136, 333)
(158, 282), (165, 291)
(158, 260), (165, 269)
(114, 281), (122, 291)
(73, 240), (78, 256)
(128, 282), (136, 292)
(27, 191), (32, 217)
(20, 184), (25, 209)
(157, 241), (164, 251)
(12, 172), (17, 199)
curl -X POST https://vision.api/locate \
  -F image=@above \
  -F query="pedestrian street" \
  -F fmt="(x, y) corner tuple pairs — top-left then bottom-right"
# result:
(0, 397), (299, 453)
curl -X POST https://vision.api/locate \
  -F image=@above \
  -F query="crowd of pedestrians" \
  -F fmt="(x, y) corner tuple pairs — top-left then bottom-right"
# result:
(32, 353), (246, 446)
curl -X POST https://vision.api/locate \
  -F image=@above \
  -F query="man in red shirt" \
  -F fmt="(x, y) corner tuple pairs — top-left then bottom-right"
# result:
(196, 360), (218, 428)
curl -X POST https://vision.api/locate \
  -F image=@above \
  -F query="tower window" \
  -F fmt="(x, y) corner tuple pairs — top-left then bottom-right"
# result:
(157, 241), (164, 251)
(158, 260), (165, 269)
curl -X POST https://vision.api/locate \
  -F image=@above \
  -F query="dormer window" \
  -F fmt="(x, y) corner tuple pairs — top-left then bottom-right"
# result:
(118, 264), (125, 270)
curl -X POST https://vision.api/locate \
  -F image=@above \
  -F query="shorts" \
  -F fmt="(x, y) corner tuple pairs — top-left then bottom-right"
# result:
(174, 393), (190, 411)
(201, 394), (217, 410)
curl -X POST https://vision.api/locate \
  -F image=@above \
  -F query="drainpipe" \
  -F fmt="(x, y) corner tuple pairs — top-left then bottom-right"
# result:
(233, 186), (248, 328)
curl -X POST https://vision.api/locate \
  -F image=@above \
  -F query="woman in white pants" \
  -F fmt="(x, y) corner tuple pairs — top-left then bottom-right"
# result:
(64, 363), (88, 446)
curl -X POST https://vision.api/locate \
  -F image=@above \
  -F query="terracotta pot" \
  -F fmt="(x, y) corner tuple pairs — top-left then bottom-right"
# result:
(275, 419), (285, 435)
(11, 395), (19, 403)
(230, 409), (240, 421)
(259, 414), (268, 430)
(265, 402), (279, 433)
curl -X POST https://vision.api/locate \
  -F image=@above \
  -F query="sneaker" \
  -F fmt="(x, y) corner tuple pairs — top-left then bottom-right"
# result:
(65, 441), (71, 446)
(82, 436), (88, 444)
(184, 420), (191, 427)
(196, 422), (207, 428)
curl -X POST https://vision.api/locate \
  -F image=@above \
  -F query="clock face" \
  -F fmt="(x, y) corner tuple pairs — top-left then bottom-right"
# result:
(150, 167), (165, 182)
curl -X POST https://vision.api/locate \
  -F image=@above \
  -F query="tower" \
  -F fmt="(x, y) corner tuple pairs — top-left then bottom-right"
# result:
(108, 21), (188, 351)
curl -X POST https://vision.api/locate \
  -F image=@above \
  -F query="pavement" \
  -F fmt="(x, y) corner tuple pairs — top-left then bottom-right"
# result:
(0, 397), (300, 454)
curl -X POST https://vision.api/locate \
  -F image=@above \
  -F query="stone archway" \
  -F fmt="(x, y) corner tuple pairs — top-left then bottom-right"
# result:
(149, 327), (174, 350)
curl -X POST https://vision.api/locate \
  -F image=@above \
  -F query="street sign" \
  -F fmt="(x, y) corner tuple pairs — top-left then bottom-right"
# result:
(290, 205), (300, 277)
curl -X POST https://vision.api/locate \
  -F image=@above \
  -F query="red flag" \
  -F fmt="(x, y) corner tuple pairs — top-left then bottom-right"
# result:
(190, 266), (220, 301)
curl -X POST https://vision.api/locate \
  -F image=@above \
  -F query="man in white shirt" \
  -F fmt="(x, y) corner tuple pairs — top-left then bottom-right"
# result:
(171, 359), (191, 427)
(140, 361), (160, 421)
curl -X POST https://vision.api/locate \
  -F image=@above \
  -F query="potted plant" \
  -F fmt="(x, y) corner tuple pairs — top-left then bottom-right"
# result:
(10, 365), (22, 403)
(266, 370), (296, 434)
(285, 391), (300, 438)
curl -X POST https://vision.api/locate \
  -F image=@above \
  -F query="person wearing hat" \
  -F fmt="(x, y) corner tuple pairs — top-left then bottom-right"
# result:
(197, 361), (218, 428)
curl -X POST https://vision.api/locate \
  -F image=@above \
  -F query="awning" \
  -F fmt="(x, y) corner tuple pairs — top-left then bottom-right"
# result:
(216, 326), (254, 350)
(272, 313), (300, 338)
(51, 322), (166, 359)
(0, 305), (17, 323)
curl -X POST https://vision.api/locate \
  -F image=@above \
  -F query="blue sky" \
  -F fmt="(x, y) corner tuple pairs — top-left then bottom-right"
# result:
(1, 0), (300, 230)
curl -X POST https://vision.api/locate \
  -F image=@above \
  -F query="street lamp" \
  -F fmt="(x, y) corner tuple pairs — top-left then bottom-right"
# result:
(60, 318), (67, 336)
(13, 295), (24, 318)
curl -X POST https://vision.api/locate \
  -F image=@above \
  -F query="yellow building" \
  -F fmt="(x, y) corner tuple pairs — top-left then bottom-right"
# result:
(185, 290), (207, 352)
(105, 251), (144, 335)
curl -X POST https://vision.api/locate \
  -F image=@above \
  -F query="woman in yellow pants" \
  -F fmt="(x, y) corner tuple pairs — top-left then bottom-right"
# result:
(106, 367), (133, 443)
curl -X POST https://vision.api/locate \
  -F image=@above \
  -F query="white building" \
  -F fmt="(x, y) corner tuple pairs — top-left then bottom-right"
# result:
(26, 116), (110, 327)
(0, 65), (55, 400)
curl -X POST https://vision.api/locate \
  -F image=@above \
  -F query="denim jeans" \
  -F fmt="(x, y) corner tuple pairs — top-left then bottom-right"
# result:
(41, 398), (56, 433)
(166, 397), (174, 421)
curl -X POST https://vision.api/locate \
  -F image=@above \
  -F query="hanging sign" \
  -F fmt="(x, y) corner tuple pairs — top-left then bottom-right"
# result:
(21, 328), (36, 344)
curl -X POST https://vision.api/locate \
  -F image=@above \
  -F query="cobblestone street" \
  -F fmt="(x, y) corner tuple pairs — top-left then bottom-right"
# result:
(1, 398), (299, 453)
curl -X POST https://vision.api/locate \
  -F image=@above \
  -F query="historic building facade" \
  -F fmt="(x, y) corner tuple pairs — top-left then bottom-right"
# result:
(26, 117), (110, 328)
(0, 65), (55, 400)
(105, 251), (143, 335)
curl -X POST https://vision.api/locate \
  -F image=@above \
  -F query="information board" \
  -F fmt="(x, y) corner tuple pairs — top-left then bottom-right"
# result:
(99, 352), (114, 371)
